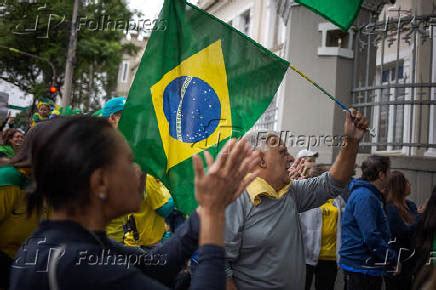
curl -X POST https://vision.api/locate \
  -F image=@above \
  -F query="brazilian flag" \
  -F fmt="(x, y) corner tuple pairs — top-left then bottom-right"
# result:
(120, 0), (289, 214)
(296, 0), (363, 31)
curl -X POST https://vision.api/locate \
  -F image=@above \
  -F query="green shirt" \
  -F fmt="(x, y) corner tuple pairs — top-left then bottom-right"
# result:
(0, 166), (25, 187)
(0, 145), (15, 159)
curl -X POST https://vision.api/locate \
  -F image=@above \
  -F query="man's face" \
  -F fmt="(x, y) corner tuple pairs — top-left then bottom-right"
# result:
(262, 135), (293, 187)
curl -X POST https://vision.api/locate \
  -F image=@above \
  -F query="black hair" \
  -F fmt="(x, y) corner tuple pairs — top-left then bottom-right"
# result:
(361, 155), (390, 181)
(414, 186), (436, 275)
(28, 116), (119, 215)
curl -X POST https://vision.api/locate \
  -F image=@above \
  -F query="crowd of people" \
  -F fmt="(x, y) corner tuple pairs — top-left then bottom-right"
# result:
(0, 97), (435, 290)
(298, 152), (436, 290)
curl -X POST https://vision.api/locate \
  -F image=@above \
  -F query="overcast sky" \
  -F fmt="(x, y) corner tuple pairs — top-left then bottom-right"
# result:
(127, 0), (199, 19)
(127, 0), (164, 19)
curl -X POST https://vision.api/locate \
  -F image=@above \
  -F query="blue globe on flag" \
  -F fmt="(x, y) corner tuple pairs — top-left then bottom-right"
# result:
(163, 76), (222, 143)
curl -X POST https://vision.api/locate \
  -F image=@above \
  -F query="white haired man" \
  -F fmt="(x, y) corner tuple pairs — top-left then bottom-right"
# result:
(225, 111), (368, 290)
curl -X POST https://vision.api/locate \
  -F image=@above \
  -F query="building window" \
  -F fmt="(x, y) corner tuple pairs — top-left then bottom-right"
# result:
(120, 60), (129, 83)
(352, 13), (436, 156)
(318, 22), (354, 59)
(376, 63), (405, 151)
(253, 95), (279, 131)
(241, 9), (251, 35)
(382, 69), (390, 83)
(326, 29), (349, 48)
(228, 8), (252, 36)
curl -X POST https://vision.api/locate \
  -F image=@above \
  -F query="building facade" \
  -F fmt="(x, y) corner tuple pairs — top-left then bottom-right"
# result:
(351, 0), (436, 204)
(116, 32), (149, 97)
(0, 79), (33, 118)
(198, 0), (288, 132)
(198, 0), (436, 203)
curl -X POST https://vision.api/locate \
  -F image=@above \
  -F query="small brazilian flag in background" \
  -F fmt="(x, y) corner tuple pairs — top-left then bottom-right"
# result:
(120, 0), (289, 214)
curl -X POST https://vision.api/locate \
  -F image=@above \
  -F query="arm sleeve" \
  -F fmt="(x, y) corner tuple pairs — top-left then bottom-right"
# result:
(223, 194), (247, 277)
(85, 245), (225, 290)
(156, 197), (175, 218)
(354, 194), (396, 265)
(291, 172), (347, 213)
(146, 175), (171, 211)
(133, 212), (200, 287)
(190, 245), (225, 290)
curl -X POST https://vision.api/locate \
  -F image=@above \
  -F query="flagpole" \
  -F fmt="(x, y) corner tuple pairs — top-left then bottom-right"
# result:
(288, 64), (376, 137)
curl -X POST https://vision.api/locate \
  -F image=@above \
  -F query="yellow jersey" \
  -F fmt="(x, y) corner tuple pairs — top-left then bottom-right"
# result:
(0, 166), (46, 258)
(106, 215), (128, 243)
(124, 175), (171, 247)
(0, 185), (43, 258)
(319, 199), (339, 261)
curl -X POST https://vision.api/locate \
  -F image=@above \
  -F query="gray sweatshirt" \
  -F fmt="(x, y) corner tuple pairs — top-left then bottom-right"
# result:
(224, 172), (346, 290)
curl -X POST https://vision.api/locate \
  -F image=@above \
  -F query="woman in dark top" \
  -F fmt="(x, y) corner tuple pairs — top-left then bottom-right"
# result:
(8, 116), (260, 290)
(384, 171), (419, 290)
(414, 186), (436, 290)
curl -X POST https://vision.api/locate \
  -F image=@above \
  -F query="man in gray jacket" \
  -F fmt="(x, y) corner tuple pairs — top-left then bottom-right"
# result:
(225, 111), (368, 290)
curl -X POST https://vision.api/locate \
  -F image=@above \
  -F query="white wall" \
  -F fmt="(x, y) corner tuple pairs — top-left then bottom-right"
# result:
(0, 79), (33, 116)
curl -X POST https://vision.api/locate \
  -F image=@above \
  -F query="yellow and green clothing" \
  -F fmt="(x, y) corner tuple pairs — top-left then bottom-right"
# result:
(124, 175), (173, 247)
(299, 196), (344, 266)
(106, 215), (128, 243)
(0, 145), (15, 159)
(31, 113), (48, 127)
(106, 175), (174, 246)
(0, 166), (44, 259)
(246, 176), (291, 206)
(319, 199), (339, 261)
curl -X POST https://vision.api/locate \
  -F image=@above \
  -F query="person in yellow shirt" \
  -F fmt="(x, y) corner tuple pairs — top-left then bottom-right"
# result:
(124, 174), (175, 248)
(102, 97), (176, 244)
(103, 97), (130, 242)
(0, 126), (46, 290)
(299, 164), (344, 290)
(102, 97), (176, 245)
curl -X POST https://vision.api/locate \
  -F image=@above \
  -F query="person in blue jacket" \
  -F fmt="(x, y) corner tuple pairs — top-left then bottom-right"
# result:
(339, 155), (395, 290)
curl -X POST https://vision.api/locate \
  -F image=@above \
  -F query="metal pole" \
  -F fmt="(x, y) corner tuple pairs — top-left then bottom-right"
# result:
(61, 0), (79, 107)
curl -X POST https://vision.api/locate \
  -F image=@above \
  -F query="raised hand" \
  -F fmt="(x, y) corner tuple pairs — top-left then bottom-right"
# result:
(345, 109), (369, 141)
(193, 138), (261, 214)
(288, 157), (305, 180)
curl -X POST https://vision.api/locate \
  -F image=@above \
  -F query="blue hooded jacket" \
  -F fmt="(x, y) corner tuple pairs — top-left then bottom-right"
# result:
(339, 179), (396, 276)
